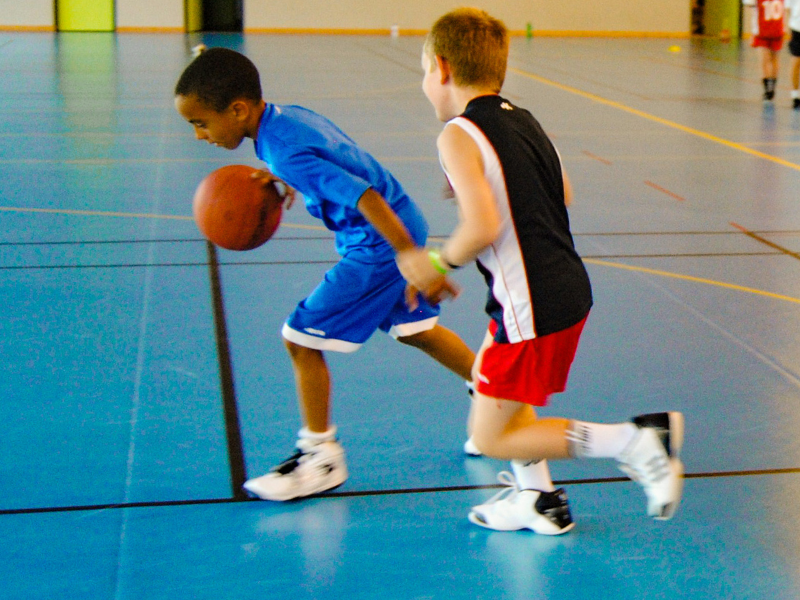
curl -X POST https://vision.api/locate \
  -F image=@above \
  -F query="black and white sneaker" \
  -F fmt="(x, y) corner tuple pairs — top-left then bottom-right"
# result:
(617, 412), (684, 520)
(243, 438), (348, 501)
(468, 472), (575, 535)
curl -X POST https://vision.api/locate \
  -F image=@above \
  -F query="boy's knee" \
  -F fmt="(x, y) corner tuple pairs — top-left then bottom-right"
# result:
(470, 429), (503, 458)
(283, 337), (313, 358)
(395, 329), (434, 348)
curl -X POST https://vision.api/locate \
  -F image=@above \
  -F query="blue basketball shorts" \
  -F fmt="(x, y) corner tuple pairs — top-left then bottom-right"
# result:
(282, 255), (440, 353)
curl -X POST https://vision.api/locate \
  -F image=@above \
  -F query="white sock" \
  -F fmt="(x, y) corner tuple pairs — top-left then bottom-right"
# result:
(792, 90), (800, 99)
(567, 421), (638, 459)
(298, 425), (337, 444)
(511, 459), (555, 492)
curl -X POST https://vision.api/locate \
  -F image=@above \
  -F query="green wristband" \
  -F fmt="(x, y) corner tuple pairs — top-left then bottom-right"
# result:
(428, 248), (449, 274)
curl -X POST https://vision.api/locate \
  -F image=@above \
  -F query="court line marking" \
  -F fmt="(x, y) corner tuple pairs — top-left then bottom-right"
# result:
(508, 66), (800, 173)
(3, 206), (798, 303)
(2, 467), (798, 516)
(585, 258), (800, 305)
(581, 150), (612, 165)
(730, 221), (800, 260)
(206, 242), (249, 499)
(637, 263), (800, 390)
(0, 254), (785, 271)
(644, 180), (686, 202)
(0, 205), (324, 230)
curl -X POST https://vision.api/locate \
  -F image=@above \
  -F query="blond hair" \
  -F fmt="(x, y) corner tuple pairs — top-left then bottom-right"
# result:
(425, 8), (509, 92)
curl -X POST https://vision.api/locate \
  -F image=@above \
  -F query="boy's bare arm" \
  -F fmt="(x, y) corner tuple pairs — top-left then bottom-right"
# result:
(438, 124), (501, 267)
(357, 188), (459, 305)
(356, 188), (418, 253)
(395, 124), (499, 305)
(563, 168), (573, 207)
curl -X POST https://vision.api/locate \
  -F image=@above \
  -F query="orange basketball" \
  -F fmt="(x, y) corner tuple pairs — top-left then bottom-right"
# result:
(192, 165), (283, 251)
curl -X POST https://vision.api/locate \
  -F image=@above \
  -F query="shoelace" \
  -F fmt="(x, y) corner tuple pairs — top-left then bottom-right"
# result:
(617, 428), (673, 486)
(481, 471), (520, 505)
(620, 454), (670, 484)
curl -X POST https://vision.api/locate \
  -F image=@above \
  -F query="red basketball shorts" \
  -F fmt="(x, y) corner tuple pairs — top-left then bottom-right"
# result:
(752, 35), (784, 51)
(474, 314), (588, 406)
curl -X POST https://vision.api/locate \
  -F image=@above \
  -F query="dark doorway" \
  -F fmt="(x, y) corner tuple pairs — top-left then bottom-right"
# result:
(201, 0), (243, 32)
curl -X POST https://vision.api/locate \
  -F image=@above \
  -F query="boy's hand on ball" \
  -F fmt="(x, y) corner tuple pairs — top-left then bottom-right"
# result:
(252, 169), (297, 209)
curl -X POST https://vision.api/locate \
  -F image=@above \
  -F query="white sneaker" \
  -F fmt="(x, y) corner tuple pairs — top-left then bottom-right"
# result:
(617, 412), (684, 520)
(243, 438), (348, 501)
(468, 472), (575, 535)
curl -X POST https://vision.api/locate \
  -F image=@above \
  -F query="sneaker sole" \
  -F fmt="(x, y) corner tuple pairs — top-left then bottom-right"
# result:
(653, 457), (684, 520)
(655, 411), (684, 520)
(625, 412), (685, 520)
(468, 510), (576, 535)
(242, 469), (348, 502)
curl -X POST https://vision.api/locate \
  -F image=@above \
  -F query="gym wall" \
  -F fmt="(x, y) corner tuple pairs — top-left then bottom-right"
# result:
(0, 0), (690, 35)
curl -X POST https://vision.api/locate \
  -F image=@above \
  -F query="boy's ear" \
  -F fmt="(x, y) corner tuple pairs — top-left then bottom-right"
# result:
(229, 99), (251, 121)
(435, 55), (451, 84)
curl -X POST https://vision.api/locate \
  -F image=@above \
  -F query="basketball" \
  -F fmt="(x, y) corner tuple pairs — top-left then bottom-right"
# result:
(193, 165), (283, 251)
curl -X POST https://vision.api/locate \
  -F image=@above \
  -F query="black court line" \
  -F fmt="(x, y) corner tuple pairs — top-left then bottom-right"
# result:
(2, 467), (798, 516)
(206, 241), (249, 501)
(2, 230), (800, 248)
(730, 222), (800, 261)
(0, 252), (787, 272)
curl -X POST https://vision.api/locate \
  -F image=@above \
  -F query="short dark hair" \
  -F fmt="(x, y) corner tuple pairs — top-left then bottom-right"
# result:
(174, 47), (262, 112)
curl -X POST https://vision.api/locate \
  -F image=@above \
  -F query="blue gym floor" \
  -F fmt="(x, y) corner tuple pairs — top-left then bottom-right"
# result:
(2, 31), (800, 599)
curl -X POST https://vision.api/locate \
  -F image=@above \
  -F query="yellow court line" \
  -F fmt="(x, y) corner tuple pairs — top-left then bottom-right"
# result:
(0, 206), (193, 221)
(0, 159), (228, 165)
(586, 258), (800, 305)
(508, 67), (800, 173)
(3, 206), (797, 303)
(0, 205), (325, 231)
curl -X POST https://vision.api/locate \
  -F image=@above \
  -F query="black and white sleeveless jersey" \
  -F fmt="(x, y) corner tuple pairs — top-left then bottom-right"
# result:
(444, 95), (593, 342)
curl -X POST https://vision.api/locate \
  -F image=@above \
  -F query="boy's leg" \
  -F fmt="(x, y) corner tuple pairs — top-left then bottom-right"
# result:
(469, 391), (684, 524)
(760, 46), (776, 78)
(760, 47), (778, 99)
(395, 324), (475, 381)
(242, 339), (346, 501)
(791, 55), (800, 108)
(283, 340), (331, 433)
(470, 392), (571, 460)
(244, 257), (400, 502)
(397, 324), (482, 453)
(468, 392), (574, 534)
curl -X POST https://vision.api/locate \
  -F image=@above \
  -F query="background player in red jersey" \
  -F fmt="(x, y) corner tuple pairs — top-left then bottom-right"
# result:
(744, 0), (787, 101)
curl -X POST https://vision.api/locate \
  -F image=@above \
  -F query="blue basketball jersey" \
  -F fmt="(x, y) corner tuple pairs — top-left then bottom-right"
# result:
(254, 103), (428, 262)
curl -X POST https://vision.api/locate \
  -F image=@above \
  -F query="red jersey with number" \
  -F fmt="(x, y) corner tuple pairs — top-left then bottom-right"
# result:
(753, 0), (785, 38)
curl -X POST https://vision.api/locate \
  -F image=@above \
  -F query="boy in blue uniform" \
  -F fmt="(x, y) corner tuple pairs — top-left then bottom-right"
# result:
(175, 47), (474, 501)
(398, 8), (685, 532)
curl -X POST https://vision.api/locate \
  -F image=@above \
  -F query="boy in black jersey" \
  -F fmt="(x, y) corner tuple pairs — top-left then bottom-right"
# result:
(397, 8), (685, 533)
